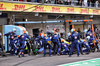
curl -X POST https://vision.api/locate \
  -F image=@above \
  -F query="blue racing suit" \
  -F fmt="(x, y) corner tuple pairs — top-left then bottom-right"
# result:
(68, 35), (72, 42)
(52, 34), (61, 55)
(19, 34), (30, 54)
(16, 38), (20, 48)
(4, 32), (16, 46)
(90, 35), (99, 50)
(42, 36), (52, 56)
(4, 32), (16, 55)
(4, 32), (16, 39)
(35, 36), (42, 46)
(9, 37), (17, 55)
(78, 40), (83, 54)
(87, 30), (99, 50)
(69, 32), (80, 56)
(82, 42), (90, 52)
(16, 37), (20, 54)
(86, 30), (92, 37)
(61, 42), (69, 55)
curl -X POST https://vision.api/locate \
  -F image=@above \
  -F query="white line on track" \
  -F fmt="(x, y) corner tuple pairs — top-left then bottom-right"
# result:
(57, 58), (100, 66)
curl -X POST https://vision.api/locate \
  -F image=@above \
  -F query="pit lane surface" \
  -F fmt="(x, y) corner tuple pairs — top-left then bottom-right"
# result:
(0, 51), (100, 66)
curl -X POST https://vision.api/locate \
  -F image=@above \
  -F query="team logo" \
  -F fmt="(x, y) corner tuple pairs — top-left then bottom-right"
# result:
(64, 44), (66, 47)
(11, 36), (14, 39)
(46, 37), (48, 39)
(86, 43), (88, 45)
(22, 35), (24, 38)
(90, 34), (92, 36)
(54, 35), (57, 37)
(75, 36), (77, 39)
(47, 41), (51, 44)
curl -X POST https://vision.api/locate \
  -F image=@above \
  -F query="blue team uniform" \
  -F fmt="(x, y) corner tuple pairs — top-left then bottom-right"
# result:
(78, 40), (83, 54)
(4, 32), (16, 39)
(16, 38), (20, 48)
(86, 30), (92, 37)
(19, 33), (30, 56)
(16, 37), (20, 54)
(82, 42), (90, 52)
(61, 42), (69, 55)
(52, 34), (61, 55)
(87, 30), (99, 50)
(4, 32), (16, 55)
(4, 32), (16, 46)
(35, 36), (42, 46)
(42, 36), (52, 56)
(90, 36), (99, 50)
(69, 32), (80, 56)
(68, 35), (72, 42)
(9, 37), (17, 55)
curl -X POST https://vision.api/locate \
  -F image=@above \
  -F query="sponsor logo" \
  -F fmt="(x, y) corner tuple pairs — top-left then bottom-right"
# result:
(12, 5), (25, 11)
(0, 4), (6, 10)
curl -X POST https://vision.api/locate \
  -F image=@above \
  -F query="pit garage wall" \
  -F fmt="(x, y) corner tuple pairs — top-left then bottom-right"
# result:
(74, 25), (83, 32)
(0, 18), (7, 25)
(25, 23), (65, 37)
(25, 15), (100, 37)
(46, 23), (65, 33)
(25, 23), (46, 37)
(25, 21), (100, 38)
(0, 18), (7, 45)
(0, 25), (3, 45)
(71, 20), (100, 32)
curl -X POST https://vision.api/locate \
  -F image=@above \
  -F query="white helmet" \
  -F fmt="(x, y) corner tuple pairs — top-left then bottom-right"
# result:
(67, 33), (71, 37)
(26, 31), (28, 34)
(71, 28), (75, 33)
(84, 29), (88, 33)
(87, 36), (90, 40)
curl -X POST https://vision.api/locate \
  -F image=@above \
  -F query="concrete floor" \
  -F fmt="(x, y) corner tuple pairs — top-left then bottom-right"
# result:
(0, 51), (100, 66)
